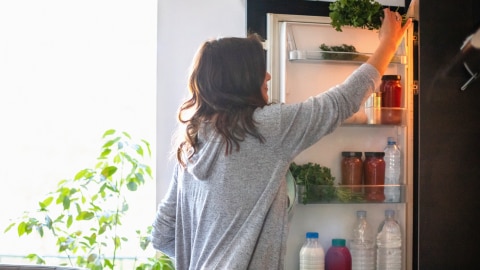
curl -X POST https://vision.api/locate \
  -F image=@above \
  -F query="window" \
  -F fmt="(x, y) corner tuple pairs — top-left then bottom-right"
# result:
(0, 0), (157, 264)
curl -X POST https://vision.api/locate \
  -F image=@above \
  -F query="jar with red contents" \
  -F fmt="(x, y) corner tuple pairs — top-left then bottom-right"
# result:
(380, 75), (403, 124)
(380, 75), (402, 107)
(341, 152), (363, 193)
(363, 152), (385, 202)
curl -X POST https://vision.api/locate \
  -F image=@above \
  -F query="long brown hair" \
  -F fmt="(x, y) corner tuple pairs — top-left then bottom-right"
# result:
(176, 34), (267, 167)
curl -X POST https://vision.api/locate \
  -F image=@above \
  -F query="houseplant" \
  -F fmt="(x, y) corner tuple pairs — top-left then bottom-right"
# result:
(4, 129), (173, 270)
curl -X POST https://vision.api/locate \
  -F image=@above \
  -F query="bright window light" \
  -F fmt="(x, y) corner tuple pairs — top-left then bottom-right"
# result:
(0, 0), (157, 264)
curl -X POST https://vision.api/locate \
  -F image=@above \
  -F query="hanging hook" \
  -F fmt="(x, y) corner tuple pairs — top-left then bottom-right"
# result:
(459, 27), (480, 91)
(461, 62), (479, 91)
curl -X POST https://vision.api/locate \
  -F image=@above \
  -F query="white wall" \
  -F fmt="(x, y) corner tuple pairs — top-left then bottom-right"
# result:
(156, 0), (246, 202)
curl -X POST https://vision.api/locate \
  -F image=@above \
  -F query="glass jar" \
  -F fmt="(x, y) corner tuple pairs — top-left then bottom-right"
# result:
(363, 152), (385, 202)
(341, 151), (363, 193)
(380, 75), (402, 107)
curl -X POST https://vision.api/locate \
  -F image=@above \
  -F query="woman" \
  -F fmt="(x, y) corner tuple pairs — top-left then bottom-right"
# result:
(152, 9), (411, 270)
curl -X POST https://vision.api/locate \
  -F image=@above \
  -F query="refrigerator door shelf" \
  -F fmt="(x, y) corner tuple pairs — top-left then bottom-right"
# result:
(342, 107), (407, 126)
(295, 184), (406, 204)
(289, 50), (407, 64)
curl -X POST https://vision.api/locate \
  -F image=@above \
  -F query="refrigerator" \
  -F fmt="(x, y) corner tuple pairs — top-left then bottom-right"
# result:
(265, 14), (415, 270)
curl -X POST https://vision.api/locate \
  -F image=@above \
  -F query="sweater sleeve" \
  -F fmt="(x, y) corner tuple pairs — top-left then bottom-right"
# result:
(151, 165), (179, 258)
(276, 63), (380, 159)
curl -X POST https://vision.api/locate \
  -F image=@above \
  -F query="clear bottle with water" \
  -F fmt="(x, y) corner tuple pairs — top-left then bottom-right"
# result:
(384, 137), (401, 202)
(300, 232), (325, 270)
(376, 209), (402, 270)
(350, 210), (375, 270)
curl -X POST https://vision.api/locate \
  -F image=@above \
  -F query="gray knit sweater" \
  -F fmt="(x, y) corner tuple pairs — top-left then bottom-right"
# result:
(152, 64), (380, 270)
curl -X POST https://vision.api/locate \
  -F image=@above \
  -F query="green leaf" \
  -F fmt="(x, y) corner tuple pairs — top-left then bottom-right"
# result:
(63, 196), (71, 210)
(76, 211), (95, 221)
(44, 215), (53, 229)
(102, 129), (116, 137)
(18, 221), (26, 236)
(113, 236), (121, 248)
(35, 225), (44, 237)
(26, 253), (45, 264)
(100, 148), (112, 158)
(101, 166), (117, 178)
(39, 196), (54, 209)
(67, 215), (73, 228)
(127, 181), (138, 191)
(4, 222), (16, 233)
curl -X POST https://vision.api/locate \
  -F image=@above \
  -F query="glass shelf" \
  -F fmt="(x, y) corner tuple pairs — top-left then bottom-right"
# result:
(295, 184), (406, 204)
(289, 50), (406, 64)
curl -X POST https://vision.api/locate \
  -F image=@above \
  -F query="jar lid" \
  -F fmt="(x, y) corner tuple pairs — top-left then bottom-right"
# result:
(332, 238), (346, 246)
(341, 151), (362, 158)
(382, 74), (401, 80)
(306, 232), (319, 239)
(364, 151), (385, 157)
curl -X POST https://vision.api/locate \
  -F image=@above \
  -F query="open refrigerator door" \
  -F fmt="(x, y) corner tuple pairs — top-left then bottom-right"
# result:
(266, 14), (414, 270)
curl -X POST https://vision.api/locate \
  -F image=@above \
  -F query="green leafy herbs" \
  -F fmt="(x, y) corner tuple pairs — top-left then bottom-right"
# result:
(319, 43), (370, 61)
(329, 0), (384, 32)
(290, 162), (336, 203)
(290, 162), (366, 204)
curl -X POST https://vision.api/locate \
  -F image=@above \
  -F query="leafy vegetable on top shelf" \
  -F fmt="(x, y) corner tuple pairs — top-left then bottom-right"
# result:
(329, 0), (384, 32)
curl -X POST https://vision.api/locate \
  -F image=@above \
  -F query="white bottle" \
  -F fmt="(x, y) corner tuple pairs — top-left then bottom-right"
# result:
(376, 209), (402, 270)
(350, 210), (375, 270)
(300, 232), (325, 270)
(384, 137), (401, 202)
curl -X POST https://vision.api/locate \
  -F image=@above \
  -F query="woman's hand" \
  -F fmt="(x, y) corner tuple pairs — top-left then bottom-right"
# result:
(367, 8), (412, 75)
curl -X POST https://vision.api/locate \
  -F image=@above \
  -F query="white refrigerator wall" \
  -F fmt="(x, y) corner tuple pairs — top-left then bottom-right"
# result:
(266, 14), (414, 270)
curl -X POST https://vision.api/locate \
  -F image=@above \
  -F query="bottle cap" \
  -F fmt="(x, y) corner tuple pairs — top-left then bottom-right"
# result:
(332, 238), (346, 246)
(387, 137), (397, 144)
(306, 232), (319, 239)
(385, 209), (395, 217)
(356, 210), (367, 217)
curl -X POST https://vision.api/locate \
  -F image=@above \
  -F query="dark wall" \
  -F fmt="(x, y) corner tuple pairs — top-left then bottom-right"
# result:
(417, 0), (480, 269)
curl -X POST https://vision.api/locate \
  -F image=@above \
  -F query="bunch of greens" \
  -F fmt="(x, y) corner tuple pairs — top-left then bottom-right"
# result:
(319, 43), (370, 61)
(290, 162), (336, 204)
(320, 43), (357, 53)
(319, 43), (358, 60)
(336, 187), (366, 203)
(290, 162), (366, 204)
(329, 0), (383, 32)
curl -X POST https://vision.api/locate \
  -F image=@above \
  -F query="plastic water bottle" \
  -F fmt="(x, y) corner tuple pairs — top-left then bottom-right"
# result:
(384, 137), (401, 202)
(325, 238), (352, 270)
(300, 232), (325, 270)
(350, 210), (375, 270)
(376, 209), (402, 270)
